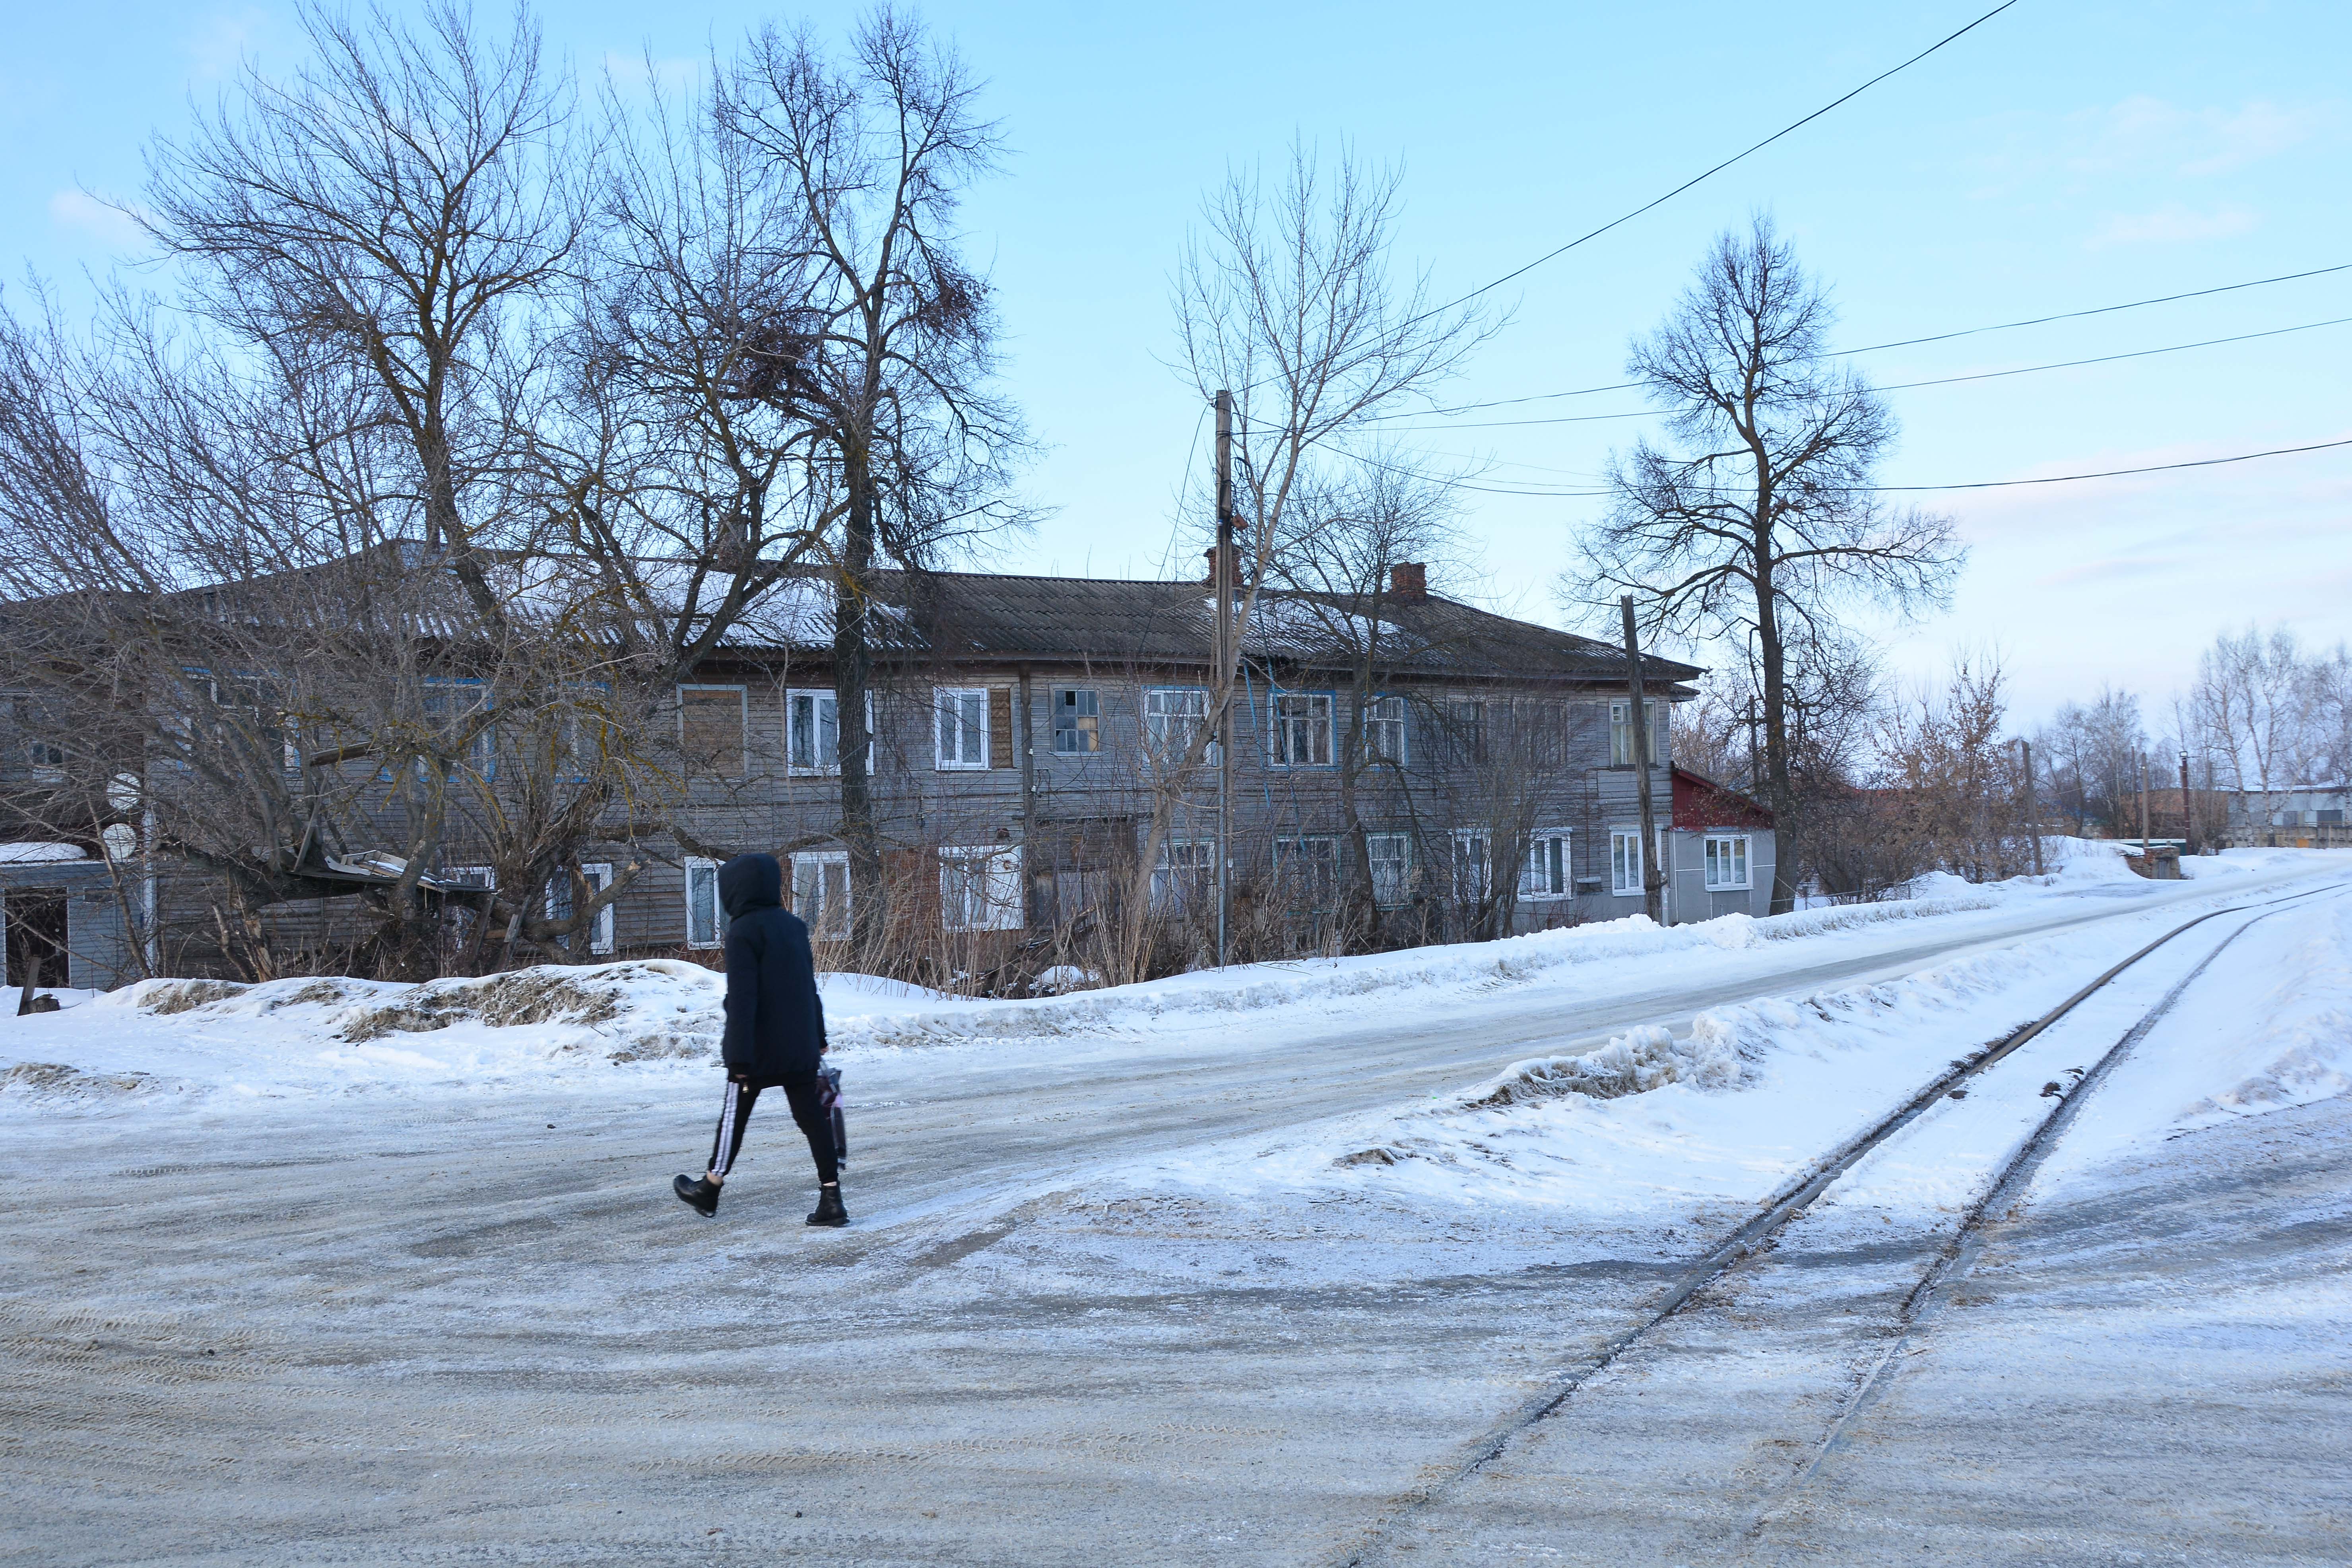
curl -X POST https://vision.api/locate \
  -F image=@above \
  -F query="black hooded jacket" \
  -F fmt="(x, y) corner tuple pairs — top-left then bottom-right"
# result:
(716, 854), (827, 1079)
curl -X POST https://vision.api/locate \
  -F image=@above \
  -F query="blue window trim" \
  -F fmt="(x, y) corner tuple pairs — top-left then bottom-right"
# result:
(1265, 687), (1340, 771)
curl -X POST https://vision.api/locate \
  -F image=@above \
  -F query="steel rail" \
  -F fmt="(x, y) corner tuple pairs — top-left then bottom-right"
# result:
(1336, 875), (2349, 1568)
(1742, 881), (2352, 1536)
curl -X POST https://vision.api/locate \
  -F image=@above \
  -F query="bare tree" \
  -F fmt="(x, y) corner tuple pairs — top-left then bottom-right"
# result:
(1261, 459), (1464, 939)
(1162, 140), (1496, 959)
(713, 10), (1033, 951)
(1578, 215), (1963, 911)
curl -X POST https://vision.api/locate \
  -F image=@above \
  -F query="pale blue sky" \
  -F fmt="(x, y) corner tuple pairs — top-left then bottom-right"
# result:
(6, 1), (2347, 722)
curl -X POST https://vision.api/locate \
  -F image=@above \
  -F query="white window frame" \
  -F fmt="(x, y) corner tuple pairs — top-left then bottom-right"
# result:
(1149, 836), (1213, 911)
(940, 844), (1023, 931)
(1052, 687), (1102, 756)
(684, 856), (725, 948)
(1609, 699), (1669, 768)
(791, 849), (852, 939)
(1364, 831), (1414, 908)
(547, 862), (615, 955)
(677, 683), (749, 779)
(1609, 829), (1644, 896)
(1703, 833), (1752, 891)
(785, 689), (872, 777)
(1268, 690), (1336, 769)
(1363, 694), (1407, 765)
(934, 686), (990, 771)
(1521, 829), (1573, 900)
(1451, 829), (1493, 904)
(1273, 834), (1341, 910)
(1144, 687), (1209, 759)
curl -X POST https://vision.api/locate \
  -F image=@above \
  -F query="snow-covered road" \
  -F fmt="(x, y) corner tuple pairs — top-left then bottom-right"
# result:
(4, 847), (2348, 1565)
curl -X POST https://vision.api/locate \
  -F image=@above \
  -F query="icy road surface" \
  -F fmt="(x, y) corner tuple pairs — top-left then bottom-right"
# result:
(3, 846), (2348, 1565)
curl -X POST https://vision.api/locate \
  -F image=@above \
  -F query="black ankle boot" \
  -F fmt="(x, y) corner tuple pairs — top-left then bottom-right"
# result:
(673, 1174), (721, 1218)
(806, 1184), (847, 1227)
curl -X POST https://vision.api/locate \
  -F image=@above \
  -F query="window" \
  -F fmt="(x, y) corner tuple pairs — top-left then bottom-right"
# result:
(786, 689), (871, 776)
(1610, 829), (1644, 896)
(1269, 691), (1334, 768)
(1521, 829), (1573, 899)
(1366, 832), (1414, 907)
(547, 863), (615, 955)
(1273, 835), (1341, 910)
(940, 845), (1023, 931)
(1363, 695), (1407, 765)
(685, 857), (725, 947)
(1145, 687), (1208, 758)
(1451, 829), (1492, 904)
(792, 850), (851, 939)
(1447, 699), (1486, 765)
(422, 678), (495, 776)
(1703, 834), (1750, 891)
(678, 685), (747, 777)
(1609, 699), (1669, 768)
(1150, 837), (1213, 911)
(1052, 688), (1101, 755)
(6, 693), (66, 780)
(935, 687), (989, 770)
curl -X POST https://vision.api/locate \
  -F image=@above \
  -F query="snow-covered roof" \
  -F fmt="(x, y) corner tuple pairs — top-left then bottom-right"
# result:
(0, 842), (88, 864)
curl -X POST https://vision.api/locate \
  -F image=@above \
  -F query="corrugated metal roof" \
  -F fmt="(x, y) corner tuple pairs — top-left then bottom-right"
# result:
(64, 548), (1700, 689)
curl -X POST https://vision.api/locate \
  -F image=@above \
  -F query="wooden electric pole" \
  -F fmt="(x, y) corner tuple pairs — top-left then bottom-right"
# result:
(2020, 738), (2044, 877)
(2139, 751), (2153, 852)
(1621, 596), (1665, 926)
(1213, 390), (1233, 969)
(2179, 752), (2196, 854)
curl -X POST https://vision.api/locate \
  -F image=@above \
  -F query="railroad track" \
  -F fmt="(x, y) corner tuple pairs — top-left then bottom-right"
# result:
(1338, 875), (2351, 1568)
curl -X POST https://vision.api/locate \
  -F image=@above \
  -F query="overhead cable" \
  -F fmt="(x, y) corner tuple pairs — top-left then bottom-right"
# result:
(1368, 315), (2352, 433)
(1368, 259), (2352, 423)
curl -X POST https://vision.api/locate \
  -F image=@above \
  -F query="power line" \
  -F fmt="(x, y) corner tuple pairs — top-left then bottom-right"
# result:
(1417, 0), (2023, 320)
(1340, 432), (2352, 500)
(1844, 261), (2352, 354)
(1859, 435), (2352, 492)
(1370, 314), (2352, 432)
(1367, 259), (2352, 423)
(1229, 1), (2021, 404)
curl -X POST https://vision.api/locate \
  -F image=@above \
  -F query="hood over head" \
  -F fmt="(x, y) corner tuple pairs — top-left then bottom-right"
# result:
(717, 853), (784, 920)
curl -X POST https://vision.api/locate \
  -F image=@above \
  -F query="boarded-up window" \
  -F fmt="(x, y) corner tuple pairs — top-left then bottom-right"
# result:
(679, 686), (746, 777)
(988, 687), (1013, 769)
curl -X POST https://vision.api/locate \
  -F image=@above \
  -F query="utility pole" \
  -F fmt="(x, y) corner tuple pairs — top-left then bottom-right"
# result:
(2019, 738), (2044, 877)
(1621, 596), (1664, 926)
(2179, 752), (2195, 854)
(1213, 390), (1234, 969)
(2139, 751), (2152, 853)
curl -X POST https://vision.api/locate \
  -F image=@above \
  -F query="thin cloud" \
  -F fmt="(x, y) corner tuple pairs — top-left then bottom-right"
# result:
(2087, 203), (2257, 248)
(49, 189), (146, 250)
(186, 7), (269, 82)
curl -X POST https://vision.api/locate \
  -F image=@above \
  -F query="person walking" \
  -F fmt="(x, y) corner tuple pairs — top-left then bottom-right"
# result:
(672, 853), (846, 1226)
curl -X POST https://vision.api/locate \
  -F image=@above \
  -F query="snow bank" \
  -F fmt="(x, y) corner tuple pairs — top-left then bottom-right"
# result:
(1471, 1024), (1744, 1106)
(1163, 924), (2189, 1215)
(2177, 898), (2352, 1126)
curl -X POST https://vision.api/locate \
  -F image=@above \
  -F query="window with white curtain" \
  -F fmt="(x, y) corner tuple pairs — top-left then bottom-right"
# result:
(1609, 829), (1644, 896)
(1521, 829), (1572, 899)
(1703, 834), (1750, 891)
(934, 687), (988, 770)
(940, 845), (1023, 930)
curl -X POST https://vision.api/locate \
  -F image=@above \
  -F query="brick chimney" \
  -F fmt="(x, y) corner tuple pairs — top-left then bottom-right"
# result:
(1202, 543), (1244, 588)
(1389, 561), (1428, 602)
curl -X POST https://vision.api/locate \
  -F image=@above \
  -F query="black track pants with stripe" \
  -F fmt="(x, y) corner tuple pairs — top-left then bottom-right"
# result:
(708, 1069), (838, 1185)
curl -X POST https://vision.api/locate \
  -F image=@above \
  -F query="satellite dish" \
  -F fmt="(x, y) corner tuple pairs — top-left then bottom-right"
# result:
(106, 772), (140, 812)
(102, 823), (139, 861)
